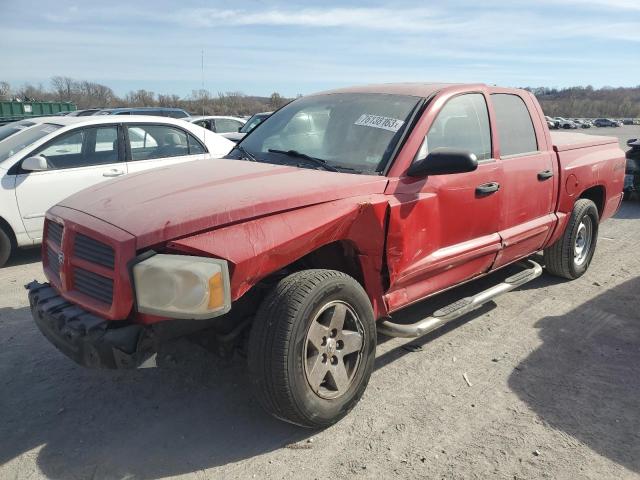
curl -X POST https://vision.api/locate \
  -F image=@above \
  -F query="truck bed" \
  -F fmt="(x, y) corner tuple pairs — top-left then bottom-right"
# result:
(551, 131), (619, 152)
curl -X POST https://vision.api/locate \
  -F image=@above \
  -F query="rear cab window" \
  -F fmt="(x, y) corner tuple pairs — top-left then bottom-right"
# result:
(491, 94), (538, 157)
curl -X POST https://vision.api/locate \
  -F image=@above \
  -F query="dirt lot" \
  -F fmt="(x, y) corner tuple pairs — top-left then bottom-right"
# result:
(1, 126), (639, 480)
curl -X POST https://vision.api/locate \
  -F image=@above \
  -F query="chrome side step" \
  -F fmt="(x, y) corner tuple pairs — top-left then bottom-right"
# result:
(377, 259), (543, 338)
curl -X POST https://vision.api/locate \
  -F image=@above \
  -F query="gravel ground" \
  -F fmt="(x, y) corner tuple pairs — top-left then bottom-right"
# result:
(1, 126), (639, 480)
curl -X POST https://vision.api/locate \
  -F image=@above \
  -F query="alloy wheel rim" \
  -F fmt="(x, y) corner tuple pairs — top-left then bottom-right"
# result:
(574, 216), (593, 266)
(303, 301), (364, 400)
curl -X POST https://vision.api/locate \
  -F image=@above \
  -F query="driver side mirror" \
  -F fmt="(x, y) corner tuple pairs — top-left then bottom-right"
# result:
(407, 148), (478, 177)
(22, 155), (49, 171)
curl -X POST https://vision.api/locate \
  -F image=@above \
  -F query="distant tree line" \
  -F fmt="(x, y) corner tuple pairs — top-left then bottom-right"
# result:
(0, 77), (290, 116)
(525, 85), (640, 118)
(1, 78), (639, 118)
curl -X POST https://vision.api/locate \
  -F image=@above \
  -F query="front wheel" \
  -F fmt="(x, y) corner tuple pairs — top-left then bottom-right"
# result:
(248, 269), (376, 428)
(544, 199), (599, 279)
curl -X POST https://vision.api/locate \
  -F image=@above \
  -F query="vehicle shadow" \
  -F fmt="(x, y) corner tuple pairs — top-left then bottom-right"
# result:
(5, 247), (41, 267)
(0, 306), (308, 479)
(508, 276), (640, 472)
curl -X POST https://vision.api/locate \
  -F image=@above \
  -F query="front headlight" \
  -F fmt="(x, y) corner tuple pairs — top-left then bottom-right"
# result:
(133, 254), (231, 319)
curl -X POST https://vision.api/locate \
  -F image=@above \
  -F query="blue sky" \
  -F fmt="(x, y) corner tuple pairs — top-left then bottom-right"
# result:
(1, 0), (639, 98)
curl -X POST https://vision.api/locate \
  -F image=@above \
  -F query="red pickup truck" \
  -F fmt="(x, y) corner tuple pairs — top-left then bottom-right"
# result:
(27, 83), (624, 427)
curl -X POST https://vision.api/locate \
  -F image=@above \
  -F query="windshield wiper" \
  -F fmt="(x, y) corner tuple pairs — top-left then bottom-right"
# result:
(233, 144), (258, 162)
(267, 149), (339, 172)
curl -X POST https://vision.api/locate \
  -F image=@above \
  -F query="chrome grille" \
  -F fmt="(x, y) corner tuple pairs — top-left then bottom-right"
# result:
(73, 267), (113, 305)
(46, 245), (60, 278)
(47, 221), (63, 246)
(74, 233), (115, 269)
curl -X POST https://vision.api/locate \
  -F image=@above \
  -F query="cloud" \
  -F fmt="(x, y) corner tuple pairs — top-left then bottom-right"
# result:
(173, 7), (448, 32)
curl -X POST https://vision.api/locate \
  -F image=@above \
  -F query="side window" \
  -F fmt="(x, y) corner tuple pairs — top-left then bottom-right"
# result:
(419, 93), (492, 161)
(36, 130), (84, 169)
(194, 120), (211, 130)
(491, 94), (538, 157)
(32, 126), (119, 169)
(127, 125), (189, 161)
(94, 127), (118, 155)
(187, 133), (206, 154)
(215, 119), (243, 133)
(167, 110), (188, 118)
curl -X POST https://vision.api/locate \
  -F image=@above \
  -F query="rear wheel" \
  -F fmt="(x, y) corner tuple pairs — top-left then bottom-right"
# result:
(0, 226), (13, 267)
(248, 269), (376, 428)
(544, 199), (599, 279)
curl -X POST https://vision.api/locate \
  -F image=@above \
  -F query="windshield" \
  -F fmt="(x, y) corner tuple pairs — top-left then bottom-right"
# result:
(240, 113), (269, 133)
(0, 123), (62, 163)
(238, 93), (420, 174)
(0, 120), (37, 143)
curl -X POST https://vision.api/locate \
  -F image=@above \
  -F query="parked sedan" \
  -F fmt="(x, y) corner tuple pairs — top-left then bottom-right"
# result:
(572, 119), (591, 129)
(96, 107), (191, 118)
(555, 117), (577, 129)
(189, 116), (246, 135)
(221, 111), (273, 143)
(593, 118), (620, 127)
(0, 116), (233, 265)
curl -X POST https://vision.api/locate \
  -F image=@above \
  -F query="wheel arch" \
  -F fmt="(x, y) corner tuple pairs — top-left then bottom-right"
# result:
(578, 184), (605, 218)
(0, 216), (17, 247)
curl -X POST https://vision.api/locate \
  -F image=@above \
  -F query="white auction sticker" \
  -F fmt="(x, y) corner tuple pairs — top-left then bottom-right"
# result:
(354, 114), (405, 132)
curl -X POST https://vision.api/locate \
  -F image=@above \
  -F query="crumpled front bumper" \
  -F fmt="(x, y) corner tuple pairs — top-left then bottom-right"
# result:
(26, 281), (154, 369)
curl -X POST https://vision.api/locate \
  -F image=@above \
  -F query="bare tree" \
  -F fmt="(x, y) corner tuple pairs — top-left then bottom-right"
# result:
(0, 81), (10, 100)
(50, 76), (76, 101)
(125, 89), (156, 107)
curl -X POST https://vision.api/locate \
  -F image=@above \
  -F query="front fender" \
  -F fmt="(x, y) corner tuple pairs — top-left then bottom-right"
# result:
(167, 196), (390, 316)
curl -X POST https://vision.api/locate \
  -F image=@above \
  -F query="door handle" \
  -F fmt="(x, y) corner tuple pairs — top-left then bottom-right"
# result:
(538, 169), (554, 181)
(103, 169), (125, 177)
(476, 182), (500, 196)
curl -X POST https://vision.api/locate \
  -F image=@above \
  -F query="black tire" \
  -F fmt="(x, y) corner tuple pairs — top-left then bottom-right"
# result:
(248, 269), (376, 428)
(544, 199), (599, 279)
(0, 226), (13, 268)
(623, 190), (632, 201)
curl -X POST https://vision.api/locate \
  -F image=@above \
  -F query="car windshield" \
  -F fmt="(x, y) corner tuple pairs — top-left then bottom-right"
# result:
(240, 114), (268, 133)
(0, 123), (62, 163)
(238, 93), (421, 174)
(0, 120), (37, 143)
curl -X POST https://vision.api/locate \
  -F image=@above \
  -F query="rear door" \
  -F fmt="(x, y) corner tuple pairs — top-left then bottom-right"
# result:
(490, 92), (555, 268)
(15, 125), (126, 240)
(124, 123), (208, 174)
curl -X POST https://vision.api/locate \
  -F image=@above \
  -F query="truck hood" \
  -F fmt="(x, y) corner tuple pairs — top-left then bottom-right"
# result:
(58, 158), (388, 249)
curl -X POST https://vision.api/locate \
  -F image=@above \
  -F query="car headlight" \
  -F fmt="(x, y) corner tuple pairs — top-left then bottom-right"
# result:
(132, 254), (231, 319)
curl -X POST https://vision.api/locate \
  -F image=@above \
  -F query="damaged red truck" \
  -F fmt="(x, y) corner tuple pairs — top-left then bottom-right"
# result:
(28, 83), (624, 427)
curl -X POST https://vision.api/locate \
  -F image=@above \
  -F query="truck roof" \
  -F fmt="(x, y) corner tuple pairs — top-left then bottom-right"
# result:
(312, 83), (487, 98)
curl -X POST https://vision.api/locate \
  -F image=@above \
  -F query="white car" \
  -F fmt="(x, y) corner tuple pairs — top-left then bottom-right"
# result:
(555, 117), (578, 129)
(0, 115), (233, 266)
(189, 115), (246, 134)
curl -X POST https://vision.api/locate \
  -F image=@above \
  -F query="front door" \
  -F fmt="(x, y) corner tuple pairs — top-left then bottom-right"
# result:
(15, 125), (126, 240)
(384, 92), (503, 312)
